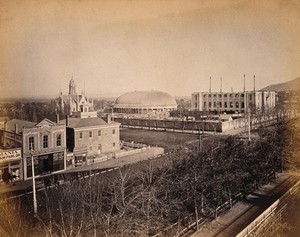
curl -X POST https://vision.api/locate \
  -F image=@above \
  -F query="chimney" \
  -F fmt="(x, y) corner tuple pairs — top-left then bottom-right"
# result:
(253, 75), (256, 92)
(66, 115), (69, 126)
(15, 123), (19, 134)
(209, 76), (212, 93)
(56, 114), (60, 123)
(106, 114), (111, 124)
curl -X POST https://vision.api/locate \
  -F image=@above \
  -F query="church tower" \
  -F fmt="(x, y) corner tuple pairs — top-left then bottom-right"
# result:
(55, 76), (96, 118)
(69, 77), (77, 95)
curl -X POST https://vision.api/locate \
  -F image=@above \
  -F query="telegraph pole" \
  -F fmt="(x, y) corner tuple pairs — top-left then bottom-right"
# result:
(199, 128), (202, 151)
(248, 108), (251, 142)
(31, 149), (37, 216)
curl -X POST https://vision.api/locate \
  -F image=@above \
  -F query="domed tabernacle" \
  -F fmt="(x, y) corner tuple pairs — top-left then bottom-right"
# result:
(114, 90), (177, 115)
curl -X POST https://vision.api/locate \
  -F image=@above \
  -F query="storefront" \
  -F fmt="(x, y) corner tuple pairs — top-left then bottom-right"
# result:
(0, 148), (22, 183)
(25, 151), (65, 179)
(66, 152), (74, 168)
(73, 147), (87, 167)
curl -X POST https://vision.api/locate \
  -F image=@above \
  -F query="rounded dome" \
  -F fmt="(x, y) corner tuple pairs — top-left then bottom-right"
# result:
(114, 90), (177, 109)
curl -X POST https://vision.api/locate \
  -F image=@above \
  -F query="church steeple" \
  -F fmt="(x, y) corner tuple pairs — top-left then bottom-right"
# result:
(69, 76), (77, 95)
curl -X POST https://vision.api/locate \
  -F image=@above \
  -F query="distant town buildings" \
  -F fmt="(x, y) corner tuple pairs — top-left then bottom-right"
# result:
(114, 90), (177, 117)
(191, 90), (276, 114)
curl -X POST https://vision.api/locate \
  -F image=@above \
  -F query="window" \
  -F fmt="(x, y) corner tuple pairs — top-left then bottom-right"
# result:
(209, 102), (212, 107)
(98, 130), (101, 136)
(241, 102), (245, 108)
(113, 142), (116, 147)
(89, 146), (93, 150)
(29, 137), (34, 151)
(236, 102), (239, 108)
(79, 132), (83, 139)
(43, 135), (48, 148)
(224, 102), (228, 108)
(89, 131), (92, 138)
(56, 134), (61, 147)
(230, 102), (233, 108)
(224, 94), (227, 98)
(195, 102), (198, 108)
(249, 95), (252, 100)
(98, 144), (102, 152)
(84, 108), (87, 112)
(203, 102), (206, 107)
(213, 102), (216, 107)
(219, 102), (222, 107)
(112, 129), (115, 134)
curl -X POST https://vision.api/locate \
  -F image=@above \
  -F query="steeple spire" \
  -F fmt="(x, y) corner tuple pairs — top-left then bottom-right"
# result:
(69, 76), (77, 95)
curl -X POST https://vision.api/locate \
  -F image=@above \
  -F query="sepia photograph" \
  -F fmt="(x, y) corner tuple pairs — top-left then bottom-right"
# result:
(0, 0), (300, 236)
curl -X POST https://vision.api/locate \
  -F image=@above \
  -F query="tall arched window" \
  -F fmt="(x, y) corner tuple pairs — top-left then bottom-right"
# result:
(43, 135), (48, 148)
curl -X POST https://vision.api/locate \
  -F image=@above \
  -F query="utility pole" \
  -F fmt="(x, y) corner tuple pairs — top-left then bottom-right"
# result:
(199, 128), (202, 151)
(31, 149), (37, 216)
(248, 108), (251, 142)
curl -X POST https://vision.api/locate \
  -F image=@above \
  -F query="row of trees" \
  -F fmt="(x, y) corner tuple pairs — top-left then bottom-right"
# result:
(1, 99), (115, 123)
(1, 101), (59, 122)
(1, 119), (299, 237)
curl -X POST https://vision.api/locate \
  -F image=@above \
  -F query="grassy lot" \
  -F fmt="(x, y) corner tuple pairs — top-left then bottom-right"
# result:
(120, 128), (200, 148)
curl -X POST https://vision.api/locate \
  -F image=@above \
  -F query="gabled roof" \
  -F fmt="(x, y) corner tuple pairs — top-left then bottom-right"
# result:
(78, 95), (88, 105)
(36, 119), (56, 127)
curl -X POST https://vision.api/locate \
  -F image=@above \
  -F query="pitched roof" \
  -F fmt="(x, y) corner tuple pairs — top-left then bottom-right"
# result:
(59, 117), (108, 128)
(36, 119), (56, 127)
(5, 119), (36, 134)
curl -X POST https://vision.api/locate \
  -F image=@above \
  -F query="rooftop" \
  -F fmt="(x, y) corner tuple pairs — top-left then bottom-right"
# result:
(5, 119), (36, 134)
(59, 117), (119, 128)
(115, 90), (177, 108)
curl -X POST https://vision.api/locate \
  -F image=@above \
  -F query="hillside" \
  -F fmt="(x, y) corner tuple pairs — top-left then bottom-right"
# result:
(261, 77), (300, 91)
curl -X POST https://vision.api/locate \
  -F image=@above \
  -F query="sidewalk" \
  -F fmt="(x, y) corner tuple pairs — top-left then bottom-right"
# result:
(0, 147), (164, 195)
(64, 146), (164, 173)
(0, 180), (32, 195)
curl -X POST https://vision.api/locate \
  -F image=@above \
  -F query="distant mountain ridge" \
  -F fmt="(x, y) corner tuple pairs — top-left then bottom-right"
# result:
(261, 77), (300, 91)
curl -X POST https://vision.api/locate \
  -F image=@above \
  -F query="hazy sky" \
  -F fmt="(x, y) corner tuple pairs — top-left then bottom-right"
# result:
(1, 0), (300, 98)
